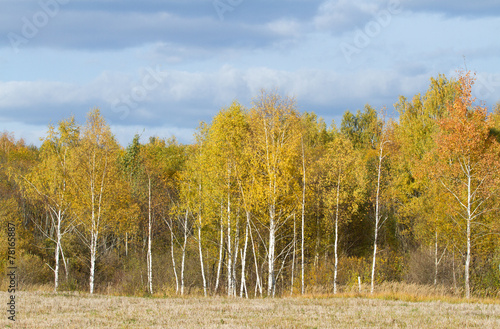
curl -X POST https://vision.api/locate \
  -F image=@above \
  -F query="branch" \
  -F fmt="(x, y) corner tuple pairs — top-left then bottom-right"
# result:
(437, 245), (448, 266)
(378, 216), (388, 231)
(45, 263), (55, 273)
(439, 178), (467, 211)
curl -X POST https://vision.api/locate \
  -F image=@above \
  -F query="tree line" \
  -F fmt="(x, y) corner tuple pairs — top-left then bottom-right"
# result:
(1, 71), (499, 298)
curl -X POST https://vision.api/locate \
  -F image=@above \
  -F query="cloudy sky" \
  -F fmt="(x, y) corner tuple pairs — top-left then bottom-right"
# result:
(1, 0), (499, 146)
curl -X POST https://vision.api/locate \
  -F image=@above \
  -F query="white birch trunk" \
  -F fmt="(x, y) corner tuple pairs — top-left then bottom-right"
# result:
(198, 221), (207, 297)
(370, 226), (378, 294)
(301, 139), (306, 295)
(147, 176), (153, 295)
(250, 221), (262, 297)
(60, 241), (69, 281)
(240, 214), (249, 298)
(197, 176), (207, 297)
(334, 174), (341, 294)
(232, 219), (240, 297)
(89, 178), (97, 295)
(215, 208), (224, 293)
(227, 187), (233, 296)
(53, 209), (63, 292)
(89, 231), (97, 294)
(267, 204), (276, 296)
(180, 210), (188, 295)
(180, 238), (186, 295)
(371, 140), (384, 294)
(54, 225), (61, 292)
(89, 145), (107, 295)
(240, 249), (248, 298)
(465, 167), (471, 299)
(169, 222), (179, 294)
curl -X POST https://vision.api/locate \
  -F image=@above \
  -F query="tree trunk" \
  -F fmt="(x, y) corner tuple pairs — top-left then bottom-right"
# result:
(54, 232), (60, 292)
(198, 221), (207, 297)
(465, 169), (471, 299)
(240, 214), (249, 298)
(54, 210), (62, 292)
(147, 176), (153, 295)
(370, 226), (378, 294)
(197, 177), (207, 297)
(169, 220), (179, 294)
(227, 187), (233, 297)
(334, 174), (341, 294)
(60, 242), (69, 282)
(301, 139), (306, 295)
(267, 204), (276, 296)
(232, 217), (240, 297)
(180, 210), (188, 295)
(89, 231), (97, 294)
(371, 142), (384, 294)
(250, 220), (262, 297)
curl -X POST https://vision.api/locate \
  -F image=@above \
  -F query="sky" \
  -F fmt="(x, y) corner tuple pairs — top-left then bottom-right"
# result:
(1, 0), (500, 146)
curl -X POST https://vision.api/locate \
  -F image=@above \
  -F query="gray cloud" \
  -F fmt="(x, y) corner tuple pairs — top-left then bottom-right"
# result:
(1, 0), (320, 52)
(2, 65), (498, 146)
(0, 66), (432, 128)
(405, 0), (500, 17)
(2, 0), (499, 148)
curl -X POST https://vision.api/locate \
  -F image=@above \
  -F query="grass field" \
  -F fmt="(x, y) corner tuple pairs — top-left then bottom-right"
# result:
(1, 291), (499, 328)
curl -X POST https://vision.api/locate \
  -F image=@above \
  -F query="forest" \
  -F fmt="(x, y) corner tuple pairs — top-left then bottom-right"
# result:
(1, 71), (499, 299)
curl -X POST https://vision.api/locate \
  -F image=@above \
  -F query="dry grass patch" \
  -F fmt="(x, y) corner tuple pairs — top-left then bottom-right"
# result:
(1, 291), (499, 328)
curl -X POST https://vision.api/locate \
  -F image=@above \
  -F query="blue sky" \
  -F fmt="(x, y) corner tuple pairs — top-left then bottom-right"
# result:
(1, 0), (499, 146)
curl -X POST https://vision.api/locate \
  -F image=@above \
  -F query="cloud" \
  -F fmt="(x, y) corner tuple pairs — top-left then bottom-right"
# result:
(1, 0), (320, 52)
(314, 0), (381, 33)
(0, 65), (432, 128)
(404, 0), (500, 17)
(2, 64), (498, 146)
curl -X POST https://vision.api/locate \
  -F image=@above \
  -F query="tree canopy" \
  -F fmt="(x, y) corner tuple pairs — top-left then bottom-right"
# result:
(1, 71), (499, 299)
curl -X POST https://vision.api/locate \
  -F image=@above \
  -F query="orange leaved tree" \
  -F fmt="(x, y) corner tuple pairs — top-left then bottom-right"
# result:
(431, 71), (500, 298)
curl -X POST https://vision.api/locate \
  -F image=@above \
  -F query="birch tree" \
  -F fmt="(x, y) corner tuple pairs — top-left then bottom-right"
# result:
(341, 105), (389, 293)
(323, 135), (359, 294)
(248, 91), (301, 296)
(22, 118), (79, 291)
(430, 71), (500, 298)
(70, 109), (127, 294)
(202, 102), (249, 296)
(370, 115), (391, 294)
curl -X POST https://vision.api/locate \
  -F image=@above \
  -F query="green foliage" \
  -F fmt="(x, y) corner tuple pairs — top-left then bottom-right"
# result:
(341, 105), (381, 150)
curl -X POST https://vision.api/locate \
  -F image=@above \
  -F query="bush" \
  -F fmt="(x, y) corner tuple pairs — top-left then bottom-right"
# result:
(15, 253), (52, 288)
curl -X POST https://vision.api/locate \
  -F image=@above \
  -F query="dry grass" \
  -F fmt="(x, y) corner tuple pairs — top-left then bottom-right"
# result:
(1, 291), (500, 328)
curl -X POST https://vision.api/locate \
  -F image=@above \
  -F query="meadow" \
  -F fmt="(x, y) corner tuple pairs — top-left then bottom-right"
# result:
(1, 290), (499, 328)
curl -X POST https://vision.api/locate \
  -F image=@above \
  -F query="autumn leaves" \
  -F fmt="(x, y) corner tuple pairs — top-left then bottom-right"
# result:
(5, 71), (500, 298)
